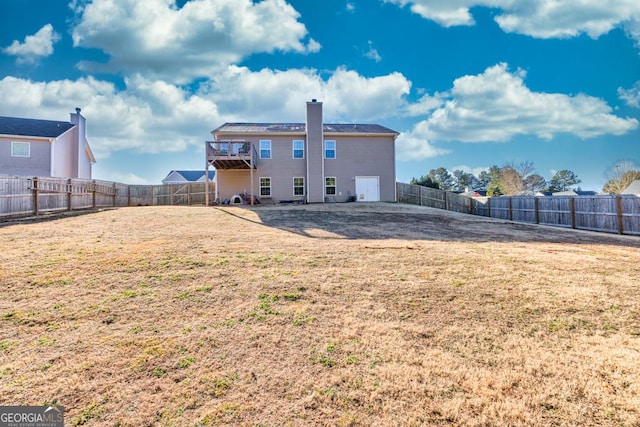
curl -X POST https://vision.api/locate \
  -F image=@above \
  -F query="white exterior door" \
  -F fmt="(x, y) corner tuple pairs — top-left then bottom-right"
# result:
(355, 176), (380, 202)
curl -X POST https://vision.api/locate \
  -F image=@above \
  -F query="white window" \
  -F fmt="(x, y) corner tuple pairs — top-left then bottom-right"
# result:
(325, 177), (336, 195)
(324, 140), (336, 159)
(11, 141), (30, 157)
(293, 177), (305, 196)
(292, 140), (304, 159)
(260, 177), (271, 196)
(259, 140), (271, 159)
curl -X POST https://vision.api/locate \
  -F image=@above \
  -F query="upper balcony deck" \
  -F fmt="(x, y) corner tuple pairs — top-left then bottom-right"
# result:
(206, 141), (257, 169)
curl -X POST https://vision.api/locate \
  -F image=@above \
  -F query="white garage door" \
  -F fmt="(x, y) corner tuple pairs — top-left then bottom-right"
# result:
(355, 176), (380, 202)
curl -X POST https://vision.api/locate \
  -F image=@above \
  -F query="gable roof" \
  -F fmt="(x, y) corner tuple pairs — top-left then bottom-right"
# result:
(213, 122), (398, 135)
(0, 116), (75, 139)
(163, 170), (215, 183)
(622, 180), (640, 195)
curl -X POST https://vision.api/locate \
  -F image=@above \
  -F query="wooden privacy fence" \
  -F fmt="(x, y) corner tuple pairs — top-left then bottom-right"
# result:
(397, 182), (640, 236)
(0, 177), (215, 218)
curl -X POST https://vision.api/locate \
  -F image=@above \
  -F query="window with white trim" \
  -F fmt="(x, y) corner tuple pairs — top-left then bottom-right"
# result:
(324, 140), (336, 159)
(325, 177), (336, 195)
(260, 177), (272, 196)
(293, 177), (305, 196)
(11, 141), (30, 157)
(259, 140), (271, 159)
(292, 140), (304, 159)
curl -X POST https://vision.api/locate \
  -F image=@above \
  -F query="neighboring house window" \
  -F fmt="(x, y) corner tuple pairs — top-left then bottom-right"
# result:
(260, 140), (271, 159)
(293, 177), (305, 196)
(324, 140), (336, 159)
(325, 177), (336, 195)
(11, 141), (30, 157)
(292, 140), (304, 159)
(260, 177), (271, 196)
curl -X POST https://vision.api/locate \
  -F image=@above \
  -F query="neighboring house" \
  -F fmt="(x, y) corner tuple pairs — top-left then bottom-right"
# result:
(162, 170), (215, 185)
(0, 108), (95, 179)
(205, 100), (398, 204)
(552, 190), (598, 196)
(460, 190), (487, 197)
(622, 180), (640, 195)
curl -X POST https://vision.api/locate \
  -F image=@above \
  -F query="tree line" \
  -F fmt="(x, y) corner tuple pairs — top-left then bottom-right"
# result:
(410, 160), (640, 196)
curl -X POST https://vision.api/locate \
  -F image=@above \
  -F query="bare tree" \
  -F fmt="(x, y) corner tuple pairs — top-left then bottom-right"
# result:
(499, 166), (525, 195)
(602, 160), (640, 194)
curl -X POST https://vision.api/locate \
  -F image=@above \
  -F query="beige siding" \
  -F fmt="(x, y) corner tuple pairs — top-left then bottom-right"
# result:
(0, 137), (51, 177)
(324, 135), (396, 202)
(216, 170), (253, 201)
(212, 133), (396, 204)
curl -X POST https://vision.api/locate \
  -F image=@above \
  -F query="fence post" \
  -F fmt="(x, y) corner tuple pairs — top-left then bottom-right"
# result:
(569, 197), (576, 229)
(112, 182), (117, 207)
(127, 185), (131, 207)
(508, 197), (513, 221)
(534, 197), (539, 224)
(420, 186), (424, 206)
(617, 195), (624, 235)
(444, 191), (449, 211)
(67, 178), (73, 211)
(468, 197), (472, 214)
(92, 180), (97, 208)
(487, 197), (491, 218)
(33, 177), (39, 215)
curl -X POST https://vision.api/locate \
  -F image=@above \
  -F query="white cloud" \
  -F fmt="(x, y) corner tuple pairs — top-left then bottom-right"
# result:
(408, 63), (638, 144)
(365, 41), (382, 63)
(3, 24), (61, 64)
(0, 75), (221, 159)
(346, 2), (356, 12)
(405, 93), (445, 116)
(450, 165), (490, 177)
(100, 171), (151, 185)
(384, 0), (640, 43)
(202, 65), (411, 122)
(0, 66), (411, 159)
(395, 132), (450, 161)
(324, 68), (411, 121)
(71, 0), (320, 84)
(618, 82), (640, 108)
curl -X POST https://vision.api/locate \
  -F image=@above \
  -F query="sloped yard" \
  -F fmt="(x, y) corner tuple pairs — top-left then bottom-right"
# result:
(1, 204), (639, 426)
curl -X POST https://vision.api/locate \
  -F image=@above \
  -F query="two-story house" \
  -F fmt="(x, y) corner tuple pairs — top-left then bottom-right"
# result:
(0, 108), (95, 179)
(206, 100), (398, 204)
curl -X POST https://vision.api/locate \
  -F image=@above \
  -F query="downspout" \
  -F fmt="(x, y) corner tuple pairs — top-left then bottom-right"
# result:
(50, 138), (56, 177)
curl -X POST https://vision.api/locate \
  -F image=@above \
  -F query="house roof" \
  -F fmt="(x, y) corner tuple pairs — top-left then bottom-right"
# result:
(163, 170), (215, 182)
(622, 180), (640, 195)
(552, 190), (599, 196)
(212, 122), (398, 135)
(0, 116), (75, 139)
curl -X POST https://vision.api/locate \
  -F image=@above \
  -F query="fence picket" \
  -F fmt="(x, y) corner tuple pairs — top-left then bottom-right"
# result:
(1, 177), (216, 219)
(396, 182), (640, 236)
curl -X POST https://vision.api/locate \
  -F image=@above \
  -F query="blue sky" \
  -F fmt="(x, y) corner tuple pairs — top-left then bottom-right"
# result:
(1, 0), (639, 190)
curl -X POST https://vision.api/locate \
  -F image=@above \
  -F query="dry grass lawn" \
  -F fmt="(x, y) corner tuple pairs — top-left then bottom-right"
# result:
(1, 203), (639, 426)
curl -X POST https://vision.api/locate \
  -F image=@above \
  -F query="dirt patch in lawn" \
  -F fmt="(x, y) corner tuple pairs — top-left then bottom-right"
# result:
(1, 203), (639, 426)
